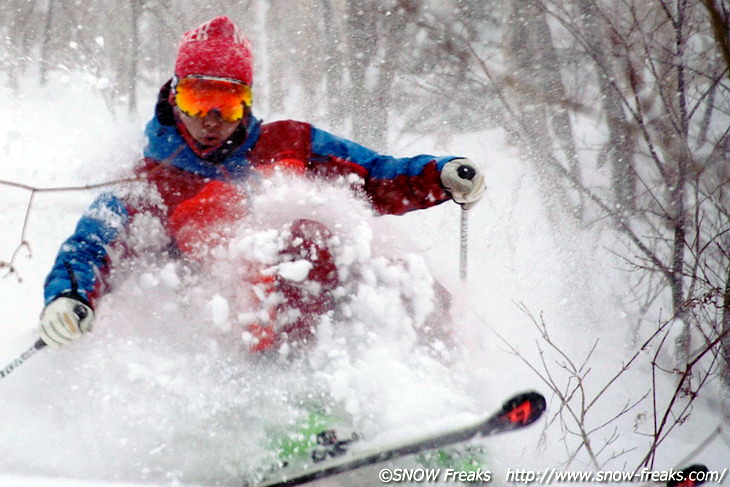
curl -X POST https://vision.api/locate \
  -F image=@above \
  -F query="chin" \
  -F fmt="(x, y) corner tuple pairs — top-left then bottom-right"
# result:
(194, 137), (220, 146)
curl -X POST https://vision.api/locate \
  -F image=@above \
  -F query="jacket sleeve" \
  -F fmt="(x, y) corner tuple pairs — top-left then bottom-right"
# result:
(309, 126), (458, 215)
(43, 193), (129, 308)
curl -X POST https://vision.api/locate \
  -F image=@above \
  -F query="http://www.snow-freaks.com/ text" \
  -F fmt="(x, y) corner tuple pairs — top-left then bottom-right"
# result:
(376, 466), (727, 484)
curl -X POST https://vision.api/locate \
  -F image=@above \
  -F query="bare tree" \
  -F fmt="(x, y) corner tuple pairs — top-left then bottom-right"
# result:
(319, 0), (347, 129)
(393, 0), (730, 451)
(502, 0), (585, 222)
(344, 0), (380, 147)
(575, 0), (637, 212)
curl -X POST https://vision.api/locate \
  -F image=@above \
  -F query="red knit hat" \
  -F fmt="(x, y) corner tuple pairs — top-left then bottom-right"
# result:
(174, 16), (253, 85)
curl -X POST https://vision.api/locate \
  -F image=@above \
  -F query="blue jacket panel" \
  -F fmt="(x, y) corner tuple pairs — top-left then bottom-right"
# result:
(44, 193), (128, 306)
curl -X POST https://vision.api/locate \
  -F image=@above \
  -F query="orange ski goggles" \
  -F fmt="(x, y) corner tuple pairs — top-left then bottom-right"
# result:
(173, 75), (252, 122)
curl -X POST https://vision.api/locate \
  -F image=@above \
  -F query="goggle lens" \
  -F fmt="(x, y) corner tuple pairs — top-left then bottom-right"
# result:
(174, 77), (252, 122)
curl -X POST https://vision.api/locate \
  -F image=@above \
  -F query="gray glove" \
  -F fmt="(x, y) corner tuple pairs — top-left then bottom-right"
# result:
(38, 297), (95, 348)
(440, 158), (485, 209)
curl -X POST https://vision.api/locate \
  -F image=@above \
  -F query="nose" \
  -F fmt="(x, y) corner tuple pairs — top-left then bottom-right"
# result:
(202, 109), (224, 128)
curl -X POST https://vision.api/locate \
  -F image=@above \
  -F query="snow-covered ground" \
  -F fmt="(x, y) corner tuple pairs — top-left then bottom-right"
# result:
(1, 71), (727, 486)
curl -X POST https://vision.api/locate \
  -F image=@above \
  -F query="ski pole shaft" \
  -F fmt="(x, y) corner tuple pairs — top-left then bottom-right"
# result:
(0, 338), (46, 380)
(459, 206), (468, 281)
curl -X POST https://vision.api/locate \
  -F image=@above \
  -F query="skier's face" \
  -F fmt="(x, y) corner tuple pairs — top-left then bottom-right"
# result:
(177, 107), (241, 147)
(172, 75), (251, 148)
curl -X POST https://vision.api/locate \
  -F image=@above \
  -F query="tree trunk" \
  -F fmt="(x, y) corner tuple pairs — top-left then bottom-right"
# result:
(502, 0), (578, 220)
(576, 0), (637, 214)
(345, 0), (379, 147)
(39, 0), (55, 86)
(367, 3), (414, 151)
(670, 0), (691, 366)
(265, 0), (289, 115)
(530, 1), (585, 220)
(128, 0), (141, 115)
(722, 263), (730, 421)
(320, 0), (346, 130)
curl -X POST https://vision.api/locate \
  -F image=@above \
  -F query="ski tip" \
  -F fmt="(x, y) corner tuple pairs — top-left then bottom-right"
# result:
(498, 391), (546, 428)
(667, 464), (709, 487)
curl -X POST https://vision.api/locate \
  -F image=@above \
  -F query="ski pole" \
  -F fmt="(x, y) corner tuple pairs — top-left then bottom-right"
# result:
(0, 338), (46, 381)
(459, 206), (468, 281)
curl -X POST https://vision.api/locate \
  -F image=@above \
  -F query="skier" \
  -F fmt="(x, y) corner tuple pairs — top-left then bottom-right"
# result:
(37, 16), (485, 352)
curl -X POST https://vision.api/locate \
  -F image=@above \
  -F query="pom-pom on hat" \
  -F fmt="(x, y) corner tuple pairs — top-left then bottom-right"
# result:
(174, 16), (253, 85)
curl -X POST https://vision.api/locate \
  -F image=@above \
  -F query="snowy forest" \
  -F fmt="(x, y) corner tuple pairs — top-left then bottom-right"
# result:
(1, 0), (730, 485)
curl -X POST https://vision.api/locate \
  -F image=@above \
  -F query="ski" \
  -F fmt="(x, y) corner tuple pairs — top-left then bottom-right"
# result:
(667, 464), (709, 487)
(254, 391), (546, 487)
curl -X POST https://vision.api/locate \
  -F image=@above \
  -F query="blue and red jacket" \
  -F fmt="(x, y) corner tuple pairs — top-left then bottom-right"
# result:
(43, 82), (459, 308)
